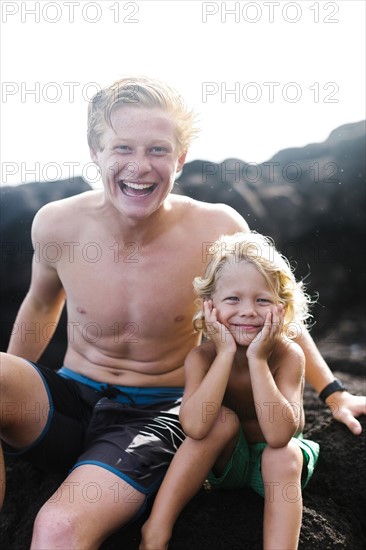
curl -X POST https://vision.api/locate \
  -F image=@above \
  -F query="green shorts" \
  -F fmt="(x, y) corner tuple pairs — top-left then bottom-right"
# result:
(207, 430), (319, 498)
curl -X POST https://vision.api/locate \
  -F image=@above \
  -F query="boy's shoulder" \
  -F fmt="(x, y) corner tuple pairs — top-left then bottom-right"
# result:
(272, 337), (305, 372)
(186, 340), (216, 366)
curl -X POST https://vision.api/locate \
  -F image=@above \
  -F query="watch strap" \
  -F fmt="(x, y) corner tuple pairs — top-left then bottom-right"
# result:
(319, 378), (346, 403)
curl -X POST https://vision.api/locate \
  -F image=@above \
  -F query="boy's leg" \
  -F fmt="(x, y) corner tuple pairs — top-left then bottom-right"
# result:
(31, 464), (146, 549)
(0, 353), (51, 508)
(261, 441), (303, 550)
(140, 407), (239, 550)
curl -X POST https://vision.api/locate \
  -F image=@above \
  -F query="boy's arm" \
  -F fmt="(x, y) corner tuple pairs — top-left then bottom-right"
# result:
(246, 309), (304, 447)
(7, 206), (66, 361)
(297, 328), (365, 435)
(179, 345), (235, 440)
(249, 342), (305, 448)
(180, 301), (237, 439)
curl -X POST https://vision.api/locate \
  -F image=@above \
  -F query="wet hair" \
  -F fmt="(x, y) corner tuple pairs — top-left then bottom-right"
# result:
(193, 231), (314, 339)
(87, 76), (199, 154)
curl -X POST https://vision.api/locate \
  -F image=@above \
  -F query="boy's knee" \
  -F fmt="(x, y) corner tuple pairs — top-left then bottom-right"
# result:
(262, 440), (302, 477)
(210, 407), (240, 451)
(219, 406), (240, 435)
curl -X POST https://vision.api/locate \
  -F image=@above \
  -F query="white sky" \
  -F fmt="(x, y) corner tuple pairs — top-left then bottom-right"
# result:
(1, 0), (365, 186)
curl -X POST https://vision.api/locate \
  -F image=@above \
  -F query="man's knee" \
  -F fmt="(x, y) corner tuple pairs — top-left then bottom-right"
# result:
(33, 503), (79, 548)
(0, 353), (49, 444)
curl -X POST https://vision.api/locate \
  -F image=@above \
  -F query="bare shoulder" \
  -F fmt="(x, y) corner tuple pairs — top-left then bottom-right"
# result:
(185, 340), (216, 371)
(272, 337), (305, 376)
(32, 190), (102, 242)
(34, 190), (101, 221)
(170, 194), (249, 235)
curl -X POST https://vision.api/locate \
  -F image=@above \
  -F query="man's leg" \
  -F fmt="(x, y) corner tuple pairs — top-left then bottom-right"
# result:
(31, 464), (146, 549)
(0, 353), (50, 508)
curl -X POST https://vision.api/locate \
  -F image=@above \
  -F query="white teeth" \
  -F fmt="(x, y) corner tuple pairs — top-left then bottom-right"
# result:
(123, 181), (154, 190)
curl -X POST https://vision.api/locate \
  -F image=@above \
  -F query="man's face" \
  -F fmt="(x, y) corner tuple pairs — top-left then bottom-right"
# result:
(91, 105), (186, 219)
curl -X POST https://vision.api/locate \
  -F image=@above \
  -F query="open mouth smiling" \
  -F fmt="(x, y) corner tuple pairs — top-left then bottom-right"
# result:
(118, 180), (157, 197)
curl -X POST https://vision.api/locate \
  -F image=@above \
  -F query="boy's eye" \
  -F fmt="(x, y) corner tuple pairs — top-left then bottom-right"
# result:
(257, 298), (272, 304)
(114, 145), (130, 152)
(225, 297), (239, 302)
(151, 146), (167, 154)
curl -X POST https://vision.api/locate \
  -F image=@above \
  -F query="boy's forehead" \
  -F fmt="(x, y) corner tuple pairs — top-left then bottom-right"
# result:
(215, 260), (269, 288)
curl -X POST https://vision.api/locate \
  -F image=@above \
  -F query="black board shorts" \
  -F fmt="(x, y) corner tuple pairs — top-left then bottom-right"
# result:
(4, 362), (185, 496)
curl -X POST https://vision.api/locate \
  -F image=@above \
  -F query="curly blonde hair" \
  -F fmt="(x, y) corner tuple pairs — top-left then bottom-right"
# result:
(87, 76), (199, 154)
(193, 232), (314, 339)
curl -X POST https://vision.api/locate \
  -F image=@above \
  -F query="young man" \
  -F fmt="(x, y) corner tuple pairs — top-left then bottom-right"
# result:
(1, 77), (364, 549)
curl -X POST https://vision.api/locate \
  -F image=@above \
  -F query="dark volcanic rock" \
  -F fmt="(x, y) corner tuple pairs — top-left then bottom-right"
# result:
(0, 177), (91, 370)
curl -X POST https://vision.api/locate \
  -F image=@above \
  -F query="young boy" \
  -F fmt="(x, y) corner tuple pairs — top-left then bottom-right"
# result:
(140, 232), (320, 550)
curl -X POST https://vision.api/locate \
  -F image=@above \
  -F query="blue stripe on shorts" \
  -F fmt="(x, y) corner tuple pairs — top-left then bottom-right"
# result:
(57, 366), (184, 405)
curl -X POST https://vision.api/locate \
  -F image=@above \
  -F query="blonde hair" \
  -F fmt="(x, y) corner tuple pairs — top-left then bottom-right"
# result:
(87, 76), (199, 154)
(193, 232), (314, 339)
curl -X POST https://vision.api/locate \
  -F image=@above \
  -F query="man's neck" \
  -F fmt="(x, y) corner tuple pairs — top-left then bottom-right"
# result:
(101, 195), (174, 245)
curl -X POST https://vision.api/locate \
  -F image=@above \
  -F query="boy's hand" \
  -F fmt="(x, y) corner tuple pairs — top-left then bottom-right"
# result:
(246, 305), (284, 361)
(204, 300), (237, 354)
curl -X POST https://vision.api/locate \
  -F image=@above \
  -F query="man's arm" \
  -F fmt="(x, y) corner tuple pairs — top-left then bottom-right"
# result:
(297, 328), (365, 435)
(7, 206), (66, 361)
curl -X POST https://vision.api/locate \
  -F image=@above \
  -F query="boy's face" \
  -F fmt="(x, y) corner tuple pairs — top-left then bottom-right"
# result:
(212, 261), (276, 346)
(91, 105), (186, 219)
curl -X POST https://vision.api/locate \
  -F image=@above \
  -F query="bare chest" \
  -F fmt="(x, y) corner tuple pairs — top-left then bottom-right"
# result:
(57, 237), (204, 338)
(224, 367), (258, 422)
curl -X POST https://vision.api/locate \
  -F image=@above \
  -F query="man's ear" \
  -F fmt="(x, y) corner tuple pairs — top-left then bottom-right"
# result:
(177, 150), (187, 172)
(90, 148), (99, 164)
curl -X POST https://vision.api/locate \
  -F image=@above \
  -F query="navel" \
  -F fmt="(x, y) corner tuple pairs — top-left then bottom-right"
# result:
(76, 306), (87, 314)
(174, 315), (185, 322)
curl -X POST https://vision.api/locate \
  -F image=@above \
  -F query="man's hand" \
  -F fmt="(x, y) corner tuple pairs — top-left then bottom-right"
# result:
(326, 391), (366, 435)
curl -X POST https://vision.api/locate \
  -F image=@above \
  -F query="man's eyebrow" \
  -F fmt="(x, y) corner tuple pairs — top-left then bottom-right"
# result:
(110, 137), (173, 143)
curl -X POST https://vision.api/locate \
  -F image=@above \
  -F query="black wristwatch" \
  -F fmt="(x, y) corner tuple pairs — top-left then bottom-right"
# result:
(319, 378), (347, 403)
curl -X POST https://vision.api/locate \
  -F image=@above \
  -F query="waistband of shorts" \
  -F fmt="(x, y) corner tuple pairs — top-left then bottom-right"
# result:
(57, 366), (184, 405)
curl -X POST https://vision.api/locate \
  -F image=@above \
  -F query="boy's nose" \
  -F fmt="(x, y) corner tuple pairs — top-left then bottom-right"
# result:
(239, 302), (256, 316)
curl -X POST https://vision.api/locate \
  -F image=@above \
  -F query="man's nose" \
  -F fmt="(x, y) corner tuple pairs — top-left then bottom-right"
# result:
(132, 151), (152, 175)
